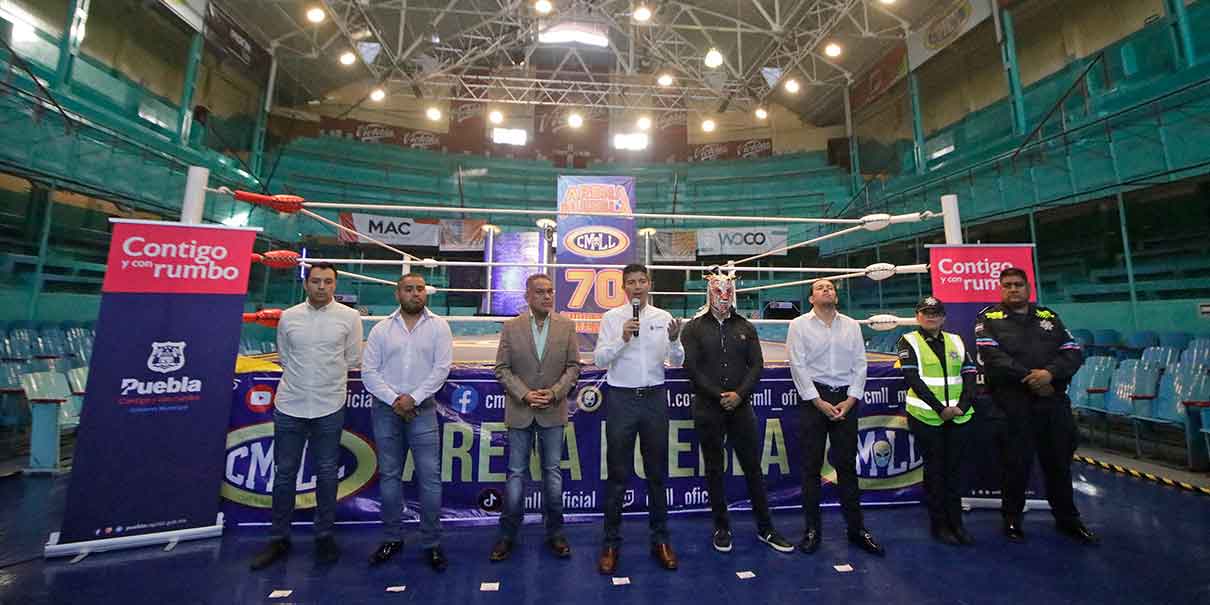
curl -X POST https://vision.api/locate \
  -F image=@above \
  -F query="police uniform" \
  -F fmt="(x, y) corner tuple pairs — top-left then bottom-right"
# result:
(896, 297), (977, 545)
(974, 302), (1087, 536)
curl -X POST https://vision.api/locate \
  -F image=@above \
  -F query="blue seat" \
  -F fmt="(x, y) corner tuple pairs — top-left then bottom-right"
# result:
(1124, 331), (1159, 356)
(1159, 331), (1191, 350)
(1180, 347), (1210, 367)
(1140, 346), (1179, 370)
(1075, 356), (1117, 410)
(1090, 329), (1122, 357)
(1108, 360), (1158, 416)
(1070, 329), (1094, 348)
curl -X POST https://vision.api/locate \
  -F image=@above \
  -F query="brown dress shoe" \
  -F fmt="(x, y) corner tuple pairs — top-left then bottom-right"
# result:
(489, 539), (512, 562)
(548, 536), (572, 558)
(651, 543), (678, 570)
(597, 546), (619, 575)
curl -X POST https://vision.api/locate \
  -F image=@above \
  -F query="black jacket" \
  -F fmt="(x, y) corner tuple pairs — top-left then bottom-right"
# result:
(681, 311), (763, 403)
(974, 303), (1083, 409)
(896, 328), (978, 416)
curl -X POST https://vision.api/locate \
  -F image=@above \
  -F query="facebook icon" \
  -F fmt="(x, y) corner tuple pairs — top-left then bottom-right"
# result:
(451, 385), (479, 414)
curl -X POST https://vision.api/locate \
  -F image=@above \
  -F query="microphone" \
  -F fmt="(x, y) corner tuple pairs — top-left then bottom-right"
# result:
(631, 297), (641, 339)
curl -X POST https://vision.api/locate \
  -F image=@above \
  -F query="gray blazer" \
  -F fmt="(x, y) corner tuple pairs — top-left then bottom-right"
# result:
(494, 311), (581, 428)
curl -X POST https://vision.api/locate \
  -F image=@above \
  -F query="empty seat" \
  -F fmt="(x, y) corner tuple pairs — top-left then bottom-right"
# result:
(1159, 331), (1191, 350)
(1070, 329), (1095, 348)
(1180, 347), (1210, 367)
(1107, 360), (1159, 416)
(1140, 346), (1179, 370)
(1089, 329), (1123, 357)
(1125, 331), (1159, 353)
(1077, 356), (1118, 410)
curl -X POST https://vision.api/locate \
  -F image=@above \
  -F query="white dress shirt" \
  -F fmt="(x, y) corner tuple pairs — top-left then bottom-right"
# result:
(361, 307), (453, 407)
(275, 300), (363, 419)
(787, 309), (867, 401)
(593, 302), (684, 388)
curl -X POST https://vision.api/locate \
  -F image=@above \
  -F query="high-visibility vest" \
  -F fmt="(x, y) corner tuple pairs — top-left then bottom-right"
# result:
(902, 331), (972, 426)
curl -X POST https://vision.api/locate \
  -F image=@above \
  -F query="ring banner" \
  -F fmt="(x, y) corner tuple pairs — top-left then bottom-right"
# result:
(222, 361), (924, 527)
(554, 176), (637, 345)
(53, 220), (258, 552)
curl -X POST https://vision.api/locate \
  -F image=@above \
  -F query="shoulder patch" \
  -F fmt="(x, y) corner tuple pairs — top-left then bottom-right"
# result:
(984, 311), (1006, 320)
(1035, 309), (1055, 319)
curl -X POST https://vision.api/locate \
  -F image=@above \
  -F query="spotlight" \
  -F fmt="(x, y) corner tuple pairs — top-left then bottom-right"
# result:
(306, 7), (325, 23)
(534, 0), (553, 14)
(825, 42), (842, 58)
(568, 112), (583, 128)
(634, 4), (652, 22)
(657, 73), (674, 87)
(426, 107), (442, 121)
(784, 78), (800, 93)
(369, 88), (386, 102)
(637, 116), (652, 131)
(755, 107), (768, 120)
(489, 110), (504, 124)
(701, 119), (716, 132)
(339, 51), (356, 66)
(705, 48), (723, 68)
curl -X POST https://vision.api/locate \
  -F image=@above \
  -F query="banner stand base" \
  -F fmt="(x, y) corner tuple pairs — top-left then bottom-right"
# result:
(44, 514), (224, 559)
(963, 497), (1052, 511)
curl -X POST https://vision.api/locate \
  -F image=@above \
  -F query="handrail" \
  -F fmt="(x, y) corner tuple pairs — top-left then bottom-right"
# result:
(1011, 53), (1106, 160)
(860, 72), (1210, 214)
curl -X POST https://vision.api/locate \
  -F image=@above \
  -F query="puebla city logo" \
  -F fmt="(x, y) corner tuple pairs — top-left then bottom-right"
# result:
(222, 423), (378, 509)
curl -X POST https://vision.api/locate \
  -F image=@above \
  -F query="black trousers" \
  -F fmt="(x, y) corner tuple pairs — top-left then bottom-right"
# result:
(801, 383), (863, 532)
(602, 386), (670, 547)
(996, 402), (1080, 524)
(693, 399), (775, 534)
(907, 415), (969, 531)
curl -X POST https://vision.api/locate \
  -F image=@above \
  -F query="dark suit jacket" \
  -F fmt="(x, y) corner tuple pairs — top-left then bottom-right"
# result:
(494, 311), (580, 428)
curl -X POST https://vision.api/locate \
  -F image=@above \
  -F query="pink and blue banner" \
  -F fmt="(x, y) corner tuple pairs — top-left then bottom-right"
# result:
(53, 220), (258, 552)
(222, 362), (923, 527)
(554, 176), (637, 345)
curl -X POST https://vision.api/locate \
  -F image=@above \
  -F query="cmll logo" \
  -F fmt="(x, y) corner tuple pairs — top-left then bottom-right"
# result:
(563, 226), (631, 258)
(147, 341), (186, 374)
(576, 386), (603, 412)
(821, 415), (923, 490)
(452, 385), (479, 414)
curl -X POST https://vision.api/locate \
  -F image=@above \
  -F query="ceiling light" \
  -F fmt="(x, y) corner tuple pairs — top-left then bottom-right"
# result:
(339, 51), (356, 66)
(879, 0), (896, 4)
(369, 88), (386, 102)
(825, 42), (842, 58)
(306, 7), (325, 23)
(633, 4), (652, 22)
(784, 78), (800, 94)
(637, 116), (652, 131)
(755, 107), (768, 120)
(704, 48), (723, 68)
(426, 107), (442, 121)
(489, 110), (504, 124)
(701, 119), (716, 132)
(534, 0), (553, 14)
(657, 73), (674, 87)
(613, 132), (649, 151)
(568, 112), (584, 128)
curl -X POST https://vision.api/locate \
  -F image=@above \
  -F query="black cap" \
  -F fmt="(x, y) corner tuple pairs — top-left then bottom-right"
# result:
(916, 296), (945, 314)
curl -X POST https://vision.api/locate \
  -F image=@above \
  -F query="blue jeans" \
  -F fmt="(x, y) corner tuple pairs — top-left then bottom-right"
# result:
(271, 408), (345, 540)
(498, 423), (566, 541)
(371, 402), (442, 547)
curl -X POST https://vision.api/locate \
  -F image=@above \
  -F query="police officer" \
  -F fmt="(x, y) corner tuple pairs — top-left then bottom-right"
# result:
(897, 297), (977, 546)
(975, 267), (1098, 545)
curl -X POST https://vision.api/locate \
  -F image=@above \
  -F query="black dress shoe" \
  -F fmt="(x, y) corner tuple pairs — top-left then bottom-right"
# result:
(798, 528), (820, 554)
(315, 535), (340, 564)
(931, 526), (960, 546)
(427, 546), (449, 572)
(848, 528), (886, 556)
(368, 540), (403, 565)
(1057, 521), (1100, 545)
(952, 526), (976, 546)
(250, 538), (290, 570)
(547, 536), (572, 558)
(489, 539), (512, 562)
(1003, 520), (1025, 543)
